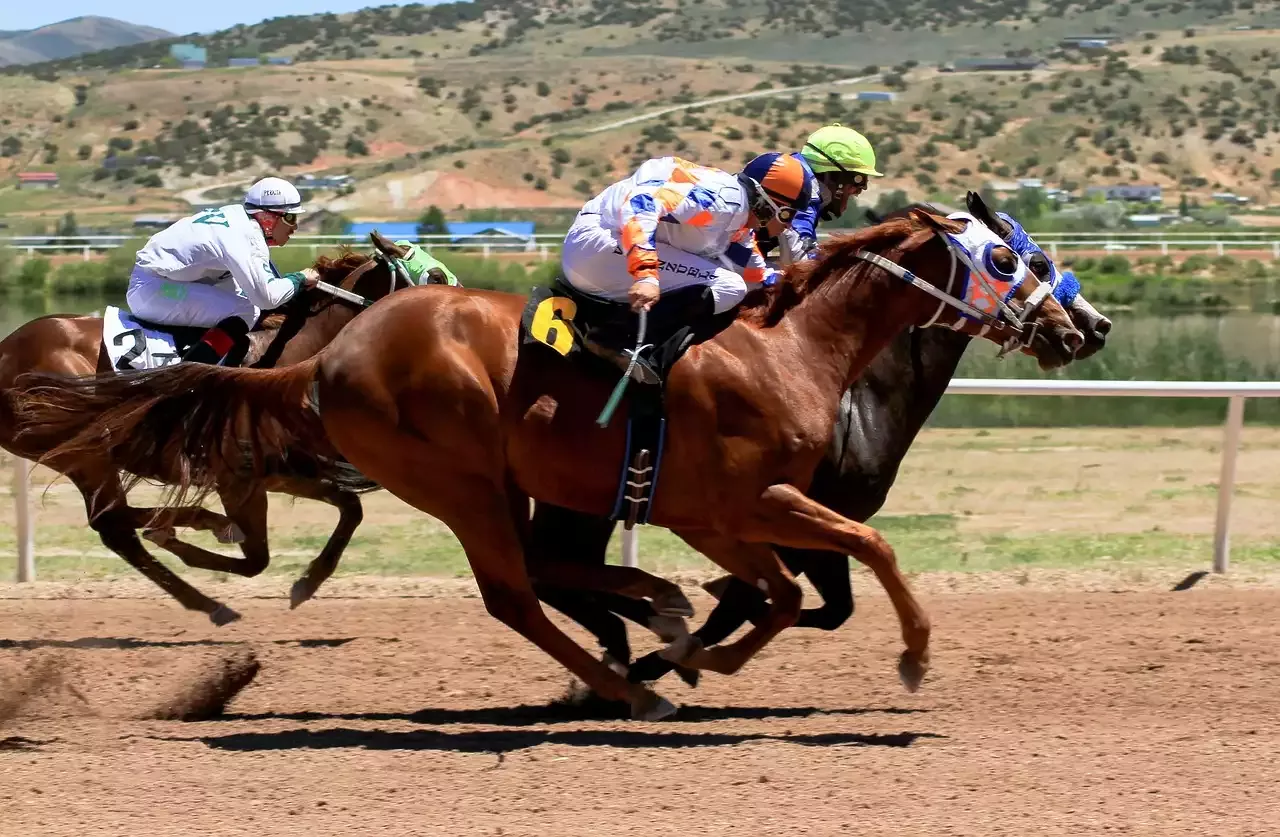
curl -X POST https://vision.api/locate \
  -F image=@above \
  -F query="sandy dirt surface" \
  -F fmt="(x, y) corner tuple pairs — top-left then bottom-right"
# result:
(2, 580), (1278, 836)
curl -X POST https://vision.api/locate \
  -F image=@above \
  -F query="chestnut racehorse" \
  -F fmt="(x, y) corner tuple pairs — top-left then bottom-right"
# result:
(0, 234), (416, 623)
(11, 208), (1084, 719)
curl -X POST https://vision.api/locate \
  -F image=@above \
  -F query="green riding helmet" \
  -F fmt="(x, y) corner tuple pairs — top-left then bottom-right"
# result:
(800, 123), (884, 178)
(799, 123), (883, 222)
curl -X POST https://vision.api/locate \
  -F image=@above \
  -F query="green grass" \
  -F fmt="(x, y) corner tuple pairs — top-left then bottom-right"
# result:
(10, 511), (1280, 583)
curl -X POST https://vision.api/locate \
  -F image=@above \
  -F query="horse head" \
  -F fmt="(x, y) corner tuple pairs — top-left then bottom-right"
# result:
(889, 207), (1085, 369)
(965, 191), (1112, 360)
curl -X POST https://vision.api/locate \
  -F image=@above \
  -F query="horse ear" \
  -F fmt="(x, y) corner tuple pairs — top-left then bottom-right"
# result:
(369, 229), (407, 259)
(966, 192), (1012, 238)
(908, 207), (951, 233)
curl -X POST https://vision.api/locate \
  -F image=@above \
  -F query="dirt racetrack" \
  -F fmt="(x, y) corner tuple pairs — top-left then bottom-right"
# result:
(2, 578), (1279, 836)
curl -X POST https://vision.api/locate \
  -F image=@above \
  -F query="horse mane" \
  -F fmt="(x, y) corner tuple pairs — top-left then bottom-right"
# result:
(737, 216), (920, 327)
(313, 247), (369, 281)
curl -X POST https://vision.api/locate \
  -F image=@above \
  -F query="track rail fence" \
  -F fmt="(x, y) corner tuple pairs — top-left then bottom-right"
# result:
(11, 378), (1280, 581)
(4, 232), (1280, 262)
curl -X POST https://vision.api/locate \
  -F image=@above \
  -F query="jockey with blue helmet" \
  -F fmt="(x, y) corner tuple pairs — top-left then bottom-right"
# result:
(125, 176), (320, 365)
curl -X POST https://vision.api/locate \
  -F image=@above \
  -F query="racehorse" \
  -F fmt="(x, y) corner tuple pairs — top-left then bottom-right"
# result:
(527, 194), (1114, 685)
(0, 233), (417, 623)
(10, 207), (1085, 720)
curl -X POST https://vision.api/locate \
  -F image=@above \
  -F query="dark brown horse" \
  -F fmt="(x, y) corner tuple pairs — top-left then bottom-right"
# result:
(0, 235), (415, 623)
(10, 209), (1084, 719)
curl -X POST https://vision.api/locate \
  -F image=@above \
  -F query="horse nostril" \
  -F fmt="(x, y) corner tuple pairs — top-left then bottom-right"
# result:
(1062, 330), (1085, 355)
(1094, 317), (1113, 337)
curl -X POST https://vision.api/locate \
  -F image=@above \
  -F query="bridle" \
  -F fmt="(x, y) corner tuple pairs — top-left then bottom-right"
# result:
(849, 216), (1054, 357)
(310, 246), (454, 309)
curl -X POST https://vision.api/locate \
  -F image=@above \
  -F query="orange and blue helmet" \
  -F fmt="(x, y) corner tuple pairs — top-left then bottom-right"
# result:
(738, 152), (813, 226)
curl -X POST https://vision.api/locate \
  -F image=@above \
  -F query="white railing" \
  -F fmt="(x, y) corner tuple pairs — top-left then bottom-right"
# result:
(12, 378), (1280, 581)
(617, 378), (1280, 573)
(4, 232), (1280, 262)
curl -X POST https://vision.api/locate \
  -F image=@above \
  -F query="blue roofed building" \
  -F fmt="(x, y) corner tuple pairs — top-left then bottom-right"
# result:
(446, 221), (536, 249)
(346, 222), (421, 239)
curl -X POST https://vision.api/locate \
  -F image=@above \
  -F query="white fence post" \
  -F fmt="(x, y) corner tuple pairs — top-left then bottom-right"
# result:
(14, 458), (34, 583)
(621, 526), (638, 568)
(1213, 395), (1246, 574)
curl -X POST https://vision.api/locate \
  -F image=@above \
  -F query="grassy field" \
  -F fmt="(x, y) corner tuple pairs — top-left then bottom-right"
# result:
(6, 426), (1279, 585)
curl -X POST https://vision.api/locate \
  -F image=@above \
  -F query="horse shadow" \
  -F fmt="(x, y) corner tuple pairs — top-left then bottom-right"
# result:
(157, 726), (944, 755)
(0, 637), (361, 651)
(222, 702), (931, 727)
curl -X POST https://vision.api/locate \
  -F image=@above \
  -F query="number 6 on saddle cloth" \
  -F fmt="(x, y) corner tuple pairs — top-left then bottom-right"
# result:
(520, 280), (728, 528)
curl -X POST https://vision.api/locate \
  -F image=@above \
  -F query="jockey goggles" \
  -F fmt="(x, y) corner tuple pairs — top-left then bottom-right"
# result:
(803, 142), (871, 191)
(758, 189), (799, 225)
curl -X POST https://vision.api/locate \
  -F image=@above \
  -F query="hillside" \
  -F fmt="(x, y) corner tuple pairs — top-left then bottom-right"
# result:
(0, 17), (172, 68)
(3, 2), (1280, 229)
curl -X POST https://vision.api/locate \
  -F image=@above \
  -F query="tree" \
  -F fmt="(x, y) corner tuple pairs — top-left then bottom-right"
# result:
(1179, 194), (1190, 216)
(417, 205), (447, 236)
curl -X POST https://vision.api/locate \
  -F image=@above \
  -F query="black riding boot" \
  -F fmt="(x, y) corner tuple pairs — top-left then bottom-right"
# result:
(182, 317), (250, 367)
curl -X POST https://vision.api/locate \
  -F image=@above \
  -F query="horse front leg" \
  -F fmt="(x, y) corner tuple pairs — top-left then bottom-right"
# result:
(736, 484), (930, 692)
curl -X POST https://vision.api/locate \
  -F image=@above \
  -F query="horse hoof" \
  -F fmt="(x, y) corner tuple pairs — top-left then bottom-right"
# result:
(652, 589), (694, 618)
(659, 634), (702, 664)
(142, 527), (175, 547)
(209, 605), (242, 627)
(631, 691), (677, 721)
(898, 651), (929, 693)
(700, 575), (733, 601)
(675, 665), (701, 688)
(289, 579), (315, 610)
(646, 614), (688, 642)
(215, 522), (246, 545)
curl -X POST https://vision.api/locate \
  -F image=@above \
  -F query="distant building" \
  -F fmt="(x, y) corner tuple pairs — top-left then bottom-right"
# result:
(949, 57), (1046, 72)
(227, 57), (261, 68)
(346, 222), (421, 240)
(1017, 178), (1045, 190)
(297, 173), (354, 191)
(447, 221), (537, 250)
(133, 215), (177, 229)
(1211, 192), (1251, 205)
(1060, 35), (1122, 48)
(1085, 184), (1163, 203)
(849, 91), (896, 102)
(983, 180), (1021, 197)
(16, 172), (58, 190)
(170, 43), (207, 69)
(266, 56), (294, 66)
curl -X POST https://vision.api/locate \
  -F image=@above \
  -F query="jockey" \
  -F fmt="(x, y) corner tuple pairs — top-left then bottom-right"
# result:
(561, 152), (814, 322)
(757, 123), (884, 266)
(125, 176), (320, 366)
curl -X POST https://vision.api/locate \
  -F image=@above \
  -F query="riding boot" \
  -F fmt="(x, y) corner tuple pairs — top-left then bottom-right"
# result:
(182, 317), (250, 367)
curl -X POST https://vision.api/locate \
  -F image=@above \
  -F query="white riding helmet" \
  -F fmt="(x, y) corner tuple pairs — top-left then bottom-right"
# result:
(244, 176), (306, 215)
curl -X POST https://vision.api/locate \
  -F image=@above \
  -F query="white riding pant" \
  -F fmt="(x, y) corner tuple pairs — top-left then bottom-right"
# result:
(126, 268), (261, 329)
(561, 214), (748, 315)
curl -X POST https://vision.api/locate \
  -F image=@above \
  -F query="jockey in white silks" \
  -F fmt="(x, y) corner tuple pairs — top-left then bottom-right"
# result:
(561, 153), (816, 319)
(125, 177), (319, 365)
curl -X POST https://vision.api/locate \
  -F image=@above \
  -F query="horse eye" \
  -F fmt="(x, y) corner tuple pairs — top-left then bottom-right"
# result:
(1027, 253), (1051, 280)
(992, 247), (1017, 275)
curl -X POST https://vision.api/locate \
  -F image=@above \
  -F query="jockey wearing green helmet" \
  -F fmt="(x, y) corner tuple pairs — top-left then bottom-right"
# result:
(758, 122), (884, 265)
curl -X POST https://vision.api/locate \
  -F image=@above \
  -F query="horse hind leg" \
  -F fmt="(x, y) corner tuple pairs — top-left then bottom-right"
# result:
(130, 506), (245, 544)
(657, 532), (802, 677)
(275, 481), (364, 609)
(70, 471), (240, 626)
(137, 484), (272, 579)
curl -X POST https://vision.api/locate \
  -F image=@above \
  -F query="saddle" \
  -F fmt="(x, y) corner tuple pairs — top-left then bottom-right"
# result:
(519, 279), (733, 526)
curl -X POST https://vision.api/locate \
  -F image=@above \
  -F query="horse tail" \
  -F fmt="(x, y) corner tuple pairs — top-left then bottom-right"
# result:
(10, 357), (326, 506)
